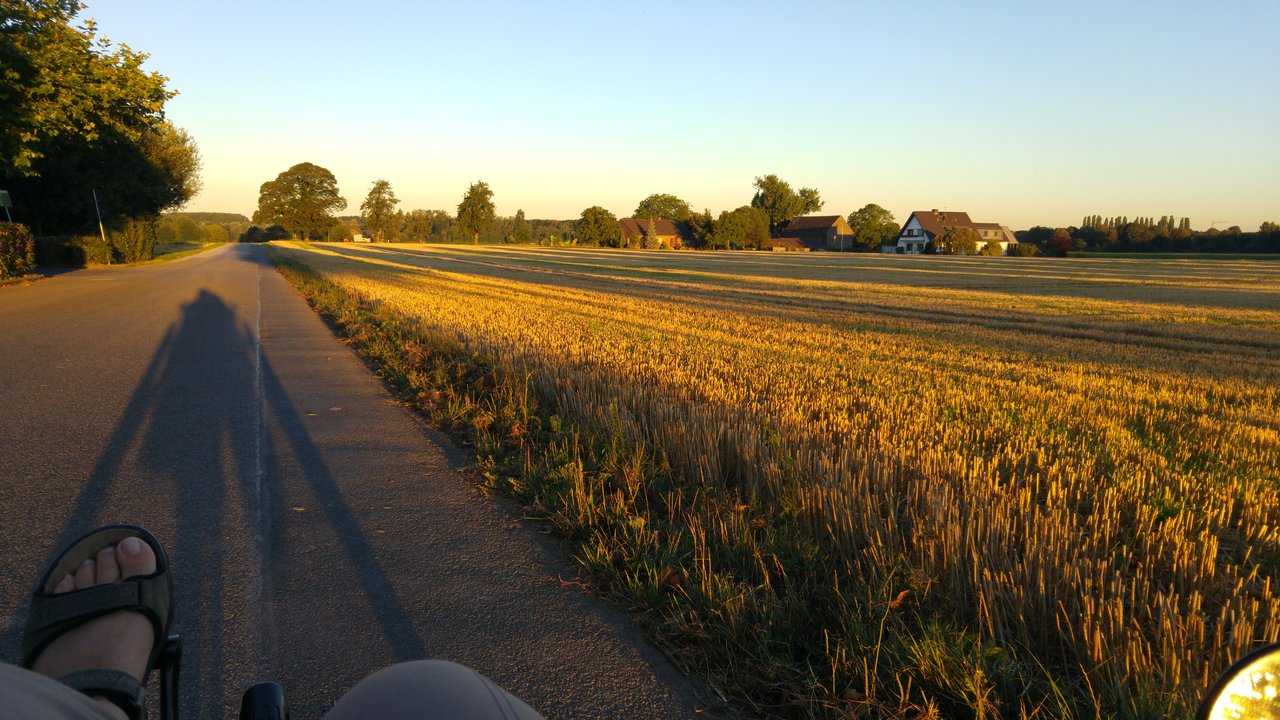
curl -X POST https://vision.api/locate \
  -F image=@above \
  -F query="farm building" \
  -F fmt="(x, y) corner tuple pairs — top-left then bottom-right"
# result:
(619, 218), (690, 249)
(777, 215), (856, 251)
(890, 209), (1017, 254)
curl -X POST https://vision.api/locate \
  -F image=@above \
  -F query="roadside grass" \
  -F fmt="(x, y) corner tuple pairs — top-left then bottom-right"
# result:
(0, 273), (45, 287)
(267, 246), (1099, 719)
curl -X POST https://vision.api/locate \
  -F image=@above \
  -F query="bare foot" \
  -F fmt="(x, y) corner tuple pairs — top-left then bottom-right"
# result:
(31, 537), (157, 720)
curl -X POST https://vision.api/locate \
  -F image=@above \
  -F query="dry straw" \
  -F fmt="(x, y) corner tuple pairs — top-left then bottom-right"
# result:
(279, 243), (1280, 716)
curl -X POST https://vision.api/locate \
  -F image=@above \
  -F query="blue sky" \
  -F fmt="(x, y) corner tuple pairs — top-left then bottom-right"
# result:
(83, 1), (1279, 230)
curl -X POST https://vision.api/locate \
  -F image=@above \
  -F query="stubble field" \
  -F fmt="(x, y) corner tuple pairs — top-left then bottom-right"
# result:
(271, 243), (1280, 719)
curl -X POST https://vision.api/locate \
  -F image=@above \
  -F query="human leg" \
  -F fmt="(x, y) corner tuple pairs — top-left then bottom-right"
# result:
(324, 659), (545, 720)
(0, 662), (120, 720)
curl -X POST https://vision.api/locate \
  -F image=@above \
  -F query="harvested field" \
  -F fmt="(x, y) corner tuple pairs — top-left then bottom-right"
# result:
(273, 243), (1280, 718)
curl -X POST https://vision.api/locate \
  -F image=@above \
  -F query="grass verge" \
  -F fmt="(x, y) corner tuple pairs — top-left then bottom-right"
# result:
(268, 247), (1100, 720)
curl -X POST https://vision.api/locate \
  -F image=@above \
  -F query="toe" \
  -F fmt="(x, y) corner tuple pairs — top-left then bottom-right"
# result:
(116, 536), (156, 580)
(95, 547), (120, 584)
(74, 558), (96, 590)
(54, 573), (75, 594)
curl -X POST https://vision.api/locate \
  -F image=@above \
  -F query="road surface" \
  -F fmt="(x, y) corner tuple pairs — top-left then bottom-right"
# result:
(0, 244), (709, 718)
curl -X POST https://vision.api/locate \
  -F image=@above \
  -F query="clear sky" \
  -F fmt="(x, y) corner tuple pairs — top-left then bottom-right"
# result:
(82, 0), (1279, 230)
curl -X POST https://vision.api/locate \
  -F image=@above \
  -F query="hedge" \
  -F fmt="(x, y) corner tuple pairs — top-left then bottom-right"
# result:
(0, 222), (36, 279)
(34, 234), (112, 266)
(31, 218), (156, 266)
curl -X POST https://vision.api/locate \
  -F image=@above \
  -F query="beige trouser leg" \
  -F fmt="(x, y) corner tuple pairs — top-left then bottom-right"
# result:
(0, 662), (119, 720)
(324, 660), (545, 720)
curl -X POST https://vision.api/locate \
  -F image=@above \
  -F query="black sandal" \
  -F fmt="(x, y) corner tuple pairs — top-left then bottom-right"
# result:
(20, 525), (178, 720)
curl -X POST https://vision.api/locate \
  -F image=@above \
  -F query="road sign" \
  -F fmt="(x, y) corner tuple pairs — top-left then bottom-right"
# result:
(0, 190), (11, 208)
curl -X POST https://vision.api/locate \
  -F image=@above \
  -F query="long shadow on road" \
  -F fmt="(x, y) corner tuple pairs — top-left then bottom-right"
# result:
(3, 282), (425, 716)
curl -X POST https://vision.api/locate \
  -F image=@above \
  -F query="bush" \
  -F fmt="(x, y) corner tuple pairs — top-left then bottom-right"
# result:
(107, 217), (156, 263)
(1014, 242), (1042, 257)
(0, 222), (36, 278)
(979, 240), (1004, 256)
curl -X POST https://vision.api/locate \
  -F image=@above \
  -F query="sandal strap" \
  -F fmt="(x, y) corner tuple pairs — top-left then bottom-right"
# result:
(22, 576), (169, 667)
(59, 669), (145, 720)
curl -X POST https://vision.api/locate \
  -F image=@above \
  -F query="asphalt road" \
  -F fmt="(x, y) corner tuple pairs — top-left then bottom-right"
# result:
(0, 244), (709, 718)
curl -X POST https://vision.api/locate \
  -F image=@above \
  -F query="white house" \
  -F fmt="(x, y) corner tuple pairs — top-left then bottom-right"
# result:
(888, 209), (1018, 254)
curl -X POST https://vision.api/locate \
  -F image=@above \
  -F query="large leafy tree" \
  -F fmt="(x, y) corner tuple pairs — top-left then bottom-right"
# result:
(2, 1), (170, 174)
(846, 204), (899, 250)
(2, 1), (199, 235)
(713, 206), (771, 250)
(633, 193), (691, 222)
(456, 181), (494, 244)
(750, 174), (822, 236)
(576, 206), (621, 247)
(254, 162), (347, 240)
(359, 179), (399, 241)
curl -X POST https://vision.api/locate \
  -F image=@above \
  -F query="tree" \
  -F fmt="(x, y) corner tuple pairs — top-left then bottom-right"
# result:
(1, 2), (172, 176)
(846, 204), (899, 251)
(576, 206), (621, 247)
(174, 216), (201, 243)
(456, 181), (495, 244)
(713, 206), (771, 250)
(687, 209), (715, 249)
(403, 209), (451, 242)
(1, 2), (201, 239)
(936, 226), (981, 255)
(383, 210), (404, 242)
(403, 209), (433, 242)
(633, 193), (691, 222)
(1017, 226), (1056, 246)
(253, 163), (347, 240)
(979, 240), (1004, 256)
(359, 179), (399, 241)
(1046, 228), (1073, 256)
(511, 209), (532, 244)
(751, 174), (822, 235)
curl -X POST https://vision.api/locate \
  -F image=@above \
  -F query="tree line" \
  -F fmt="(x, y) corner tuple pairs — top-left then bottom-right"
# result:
(1018, 217), (1280, 255)
(1, 1), (201, 263)
(247, 161), (1280, 256)
(246, 164), (904, 251)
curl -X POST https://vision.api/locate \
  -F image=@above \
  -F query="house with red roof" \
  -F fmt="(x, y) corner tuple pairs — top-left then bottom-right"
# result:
(891, 209), (1017, 254)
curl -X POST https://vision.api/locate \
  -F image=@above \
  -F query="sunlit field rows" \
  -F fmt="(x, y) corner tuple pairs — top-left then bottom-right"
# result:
(275, 243), (1280, 717)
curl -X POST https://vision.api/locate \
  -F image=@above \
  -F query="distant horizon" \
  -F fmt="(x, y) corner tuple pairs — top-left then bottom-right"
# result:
(164, 206), (1265, 235)
(82, 0), (1279, 232)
